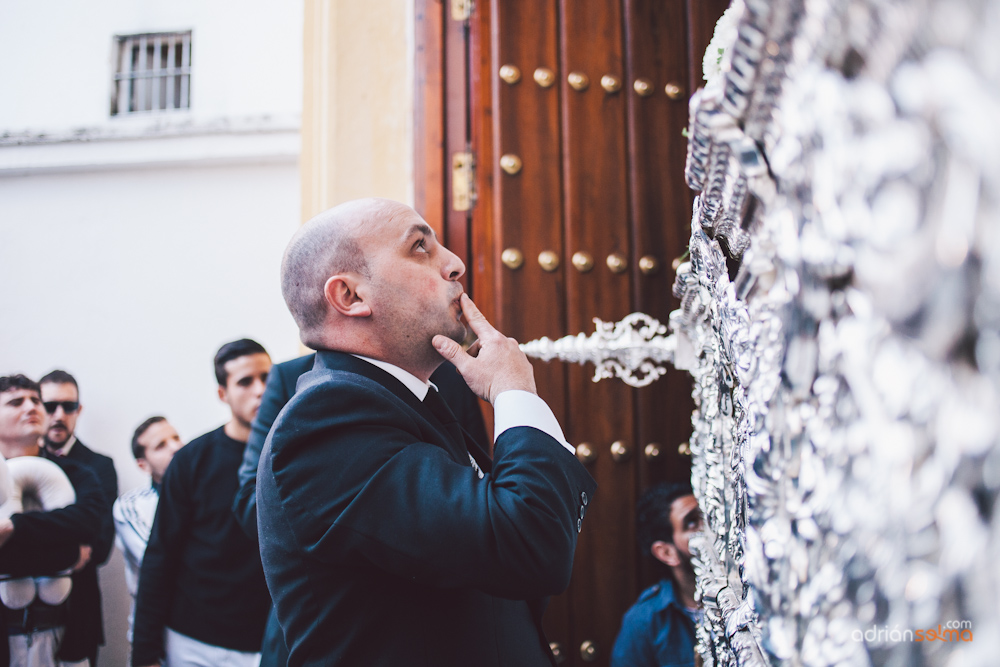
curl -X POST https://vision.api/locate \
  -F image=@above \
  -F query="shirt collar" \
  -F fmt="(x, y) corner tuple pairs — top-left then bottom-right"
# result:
(652, 578), (684, 611)
(351, 355), (437, 401)
(49, 434), (77, 457)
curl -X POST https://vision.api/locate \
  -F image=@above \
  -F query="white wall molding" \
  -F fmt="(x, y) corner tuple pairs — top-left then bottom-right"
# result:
(1, 113), (301, 146)
(0, 117), (300, 175)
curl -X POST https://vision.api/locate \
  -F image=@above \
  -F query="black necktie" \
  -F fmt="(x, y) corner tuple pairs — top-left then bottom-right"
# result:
(423, 388), (463, 445)
(424, 389), (488, 477)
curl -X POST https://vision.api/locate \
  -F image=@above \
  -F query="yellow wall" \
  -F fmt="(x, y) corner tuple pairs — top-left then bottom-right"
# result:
(301, 0), (413, 221)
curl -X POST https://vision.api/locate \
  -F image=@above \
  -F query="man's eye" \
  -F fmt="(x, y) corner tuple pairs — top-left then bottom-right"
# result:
(415, 239), (429, 253)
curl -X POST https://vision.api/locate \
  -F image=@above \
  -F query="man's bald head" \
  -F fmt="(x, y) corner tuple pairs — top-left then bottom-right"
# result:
(281, 198), (408, 346)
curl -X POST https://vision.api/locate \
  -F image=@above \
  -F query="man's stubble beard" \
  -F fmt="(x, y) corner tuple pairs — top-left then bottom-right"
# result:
(371, 282), (466, 365)
(677, 550), (697, 585)
(43, 430), (68, 449)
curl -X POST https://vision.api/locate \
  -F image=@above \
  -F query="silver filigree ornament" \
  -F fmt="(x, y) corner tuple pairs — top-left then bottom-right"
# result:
(519, 312), (679, 387)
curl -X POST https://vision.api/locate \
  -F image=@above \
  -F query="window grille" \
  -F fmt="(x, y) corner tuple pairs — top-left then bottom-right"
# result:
(112, 31), (191, 115)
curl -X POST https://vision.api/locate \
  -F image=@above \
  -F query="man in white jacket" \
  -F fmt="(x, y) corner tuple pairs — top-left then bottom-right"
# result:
(112, 417), (183, 641)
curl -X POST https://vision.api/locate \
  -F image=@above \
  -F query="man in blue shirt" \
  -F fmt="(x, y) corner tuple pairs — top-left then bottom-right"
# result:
(611, 482), (703, 667)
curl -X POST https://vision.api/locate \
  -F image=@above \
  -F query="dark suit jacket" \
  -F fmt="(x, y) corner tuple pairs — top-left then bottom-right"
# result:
(57, 439), (118, 564)
(233, 354), (490, 539)
(233, 354), (315, 538)
(43, 440), (118, 660)
(236, 355), (492, 667)
(258, 351), (597, 667)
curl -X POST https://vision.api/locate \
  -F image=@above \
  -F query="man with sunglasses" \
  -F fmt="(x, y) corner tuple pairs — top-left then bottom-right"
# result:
(39, 370), (118, 667)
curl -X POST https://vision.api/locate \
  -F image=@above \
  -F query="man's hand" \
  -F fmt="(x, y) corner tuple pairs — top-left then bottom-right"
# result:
(432, 294), (537, 404)
(72, 545), (92, 572)
(0, 519), (14, 550)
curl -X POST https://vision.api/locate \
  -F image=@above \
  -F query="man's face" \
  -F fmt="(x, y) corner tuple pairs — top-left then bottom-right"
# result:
(360, 204), (467, 364)
(0, 388), (47, 445)
(40, 382), (81, 447)
(218, 353), (272, 428)
(137, 420), (184, 484)
(668, 494), (703, 564)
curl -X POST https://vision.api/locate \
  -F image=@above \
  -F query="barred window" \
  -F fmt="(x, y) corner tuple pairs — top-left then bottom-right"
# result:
(112, 32), (192, 115)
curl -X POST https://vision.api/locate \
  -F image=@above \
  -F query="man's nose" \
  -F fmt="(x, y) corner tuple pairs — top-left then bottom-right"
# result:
(442, 246), (466, 281)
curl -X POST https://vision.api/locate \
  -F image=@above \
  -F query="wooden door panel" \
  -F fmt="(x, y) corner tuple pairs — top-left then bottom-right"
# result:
(489, 0), (575, 653)
(625, 0), (691, 318)
(444, 10), (471, 293)
(623, 0), (697, 591)
(489, 0), (568, 428)
(468, 0), (497, 328)
(492, 0), (565, 345)
(413, 0), (445, 236)
(559, 1), (636, 664)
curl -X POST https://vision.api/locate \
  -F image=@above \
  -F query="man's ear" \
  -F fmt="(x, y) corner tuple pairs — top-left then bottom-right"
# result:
(217, 385), (227, 404)
(324, 274), (372, 318)
(136, 458), (151, 476)
(651, 540), (681, 567)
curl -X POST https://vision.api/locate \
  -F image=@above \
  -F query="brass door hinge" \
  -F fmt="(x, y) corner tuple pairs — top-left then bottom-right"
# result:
(452, 152), (475, 212)
(451, 0), (473, 21)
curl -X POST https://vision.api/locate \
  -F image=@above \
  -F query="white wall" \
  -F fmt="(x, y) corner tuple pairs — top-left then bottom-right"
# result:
(0, 2), (304, 665)
(0, 0), (303, 134)
(0, 162), (303, 489)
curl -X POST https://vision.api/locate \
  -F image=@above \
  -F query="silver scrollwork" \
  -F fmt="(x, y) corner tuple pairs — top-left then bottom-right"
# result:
(521, 0), (1000, 664)
(520, 312), (677, 388)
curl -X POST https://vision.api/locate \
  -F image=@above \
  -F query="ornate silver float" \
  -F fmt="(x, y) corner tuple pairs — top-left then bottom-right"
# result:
(521, 0), (1000, 664)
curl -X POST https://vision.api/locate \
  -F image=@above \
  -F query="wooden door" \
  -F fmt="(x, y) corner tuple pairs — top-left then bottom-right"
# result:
(415, 1), (728, 664)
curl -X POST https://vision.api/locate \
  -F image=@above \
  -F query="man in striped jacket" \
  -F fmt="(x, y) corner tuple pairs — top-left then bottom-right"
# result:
(112, 417), (183, 641)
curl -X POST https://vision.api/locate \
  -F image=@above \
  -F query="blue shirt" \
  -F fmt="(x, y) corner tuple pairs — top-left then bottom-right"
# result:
(610, 579), (696, 667)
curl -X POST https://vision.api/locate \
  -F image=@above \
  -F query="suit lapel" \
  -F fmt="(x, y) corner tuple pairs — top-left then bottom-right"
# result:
(314, 351), (473, 466)
(66, 440), (87, 463)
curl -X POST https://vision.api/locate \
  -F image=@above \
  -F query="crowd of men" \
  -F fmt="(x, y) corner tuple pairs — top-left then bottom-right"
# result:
(0, 197), (701, 667)
(0, 339), (280, 667)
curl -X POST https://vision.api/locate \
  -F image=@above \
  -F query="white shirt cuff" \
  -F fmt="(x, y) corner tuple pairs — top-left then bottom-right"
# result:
(493, 390), (575, 454)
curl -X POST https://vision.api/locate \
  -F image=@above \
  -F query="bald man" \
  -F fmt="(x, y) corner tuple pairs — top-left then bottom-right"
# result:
(257, 198), (597, 667)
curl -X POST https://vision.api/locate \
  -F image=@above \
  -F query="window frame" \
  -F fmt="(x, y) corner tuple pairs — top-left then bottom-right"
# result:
(111, 31), (192, 116)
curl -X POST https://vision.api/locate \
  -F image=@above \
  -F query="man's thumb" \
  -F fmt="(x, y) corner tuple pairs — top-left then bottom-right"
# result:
(432, 335), (462, 362)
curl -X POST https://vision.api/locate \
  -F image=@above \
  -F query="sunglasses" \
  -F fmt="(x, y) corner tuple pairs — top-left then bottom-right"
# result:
(43, 401), (80, 414)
